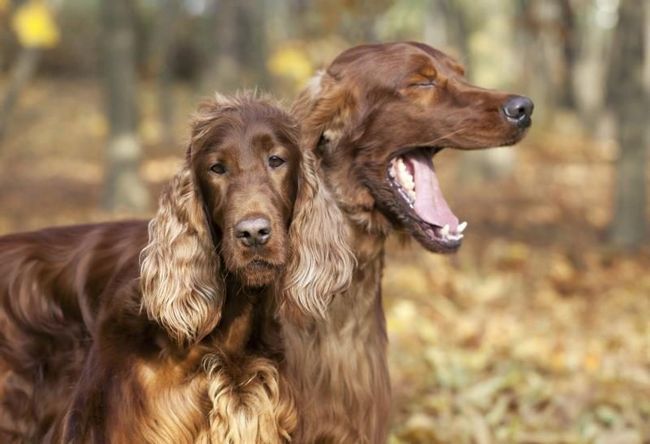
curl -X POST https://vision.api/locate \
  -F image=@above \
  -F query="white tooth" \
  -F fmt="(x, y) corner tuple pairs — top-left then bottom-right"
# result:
(395, 158), (413, 186)
(396, 172), (404, 187)
(407, 189), (416, 202)
(441, 224), (450, 237)
(395, 157), (417, 192)
(398, 170), (412, 189)
(457, 221), (467, 233)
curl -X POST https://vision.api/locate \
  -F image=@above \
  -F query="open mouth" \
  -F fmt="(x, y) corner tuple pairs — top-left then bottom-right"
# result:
(387, 147), (467, 250)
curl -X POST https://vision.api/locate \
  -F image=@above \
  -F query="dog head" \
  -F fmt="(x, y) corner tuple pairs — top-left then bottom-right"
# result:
(293, 42), (533, 253)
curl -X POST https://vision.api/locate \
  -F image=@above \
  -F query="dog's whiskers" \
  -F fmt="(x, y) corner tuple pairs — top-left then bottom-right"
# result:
(421, 127), (468, 148)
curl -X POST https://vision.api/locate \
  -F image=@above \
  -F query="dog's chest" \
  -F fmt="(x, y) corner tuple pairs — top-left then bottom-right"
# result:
(283, 259), (391, 443)
(131, 352), (295, 444)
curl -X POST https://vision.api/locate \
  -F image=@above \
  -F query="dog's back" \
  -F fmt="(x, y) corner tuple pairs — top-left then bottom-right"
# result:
(0, 221), (148, 442)
(0, 94), (308, 442)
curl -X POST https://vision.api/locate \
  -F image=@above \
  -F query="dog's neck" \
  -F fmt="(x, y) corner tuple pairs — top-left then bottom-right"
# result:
(282, 200), (391, 442)
(282, 140), (392, 442)
(324, 176), (389, 327)
(346, 219), (386, 267)
(204, 277), (279, 358)
(320, 154), (390, 267)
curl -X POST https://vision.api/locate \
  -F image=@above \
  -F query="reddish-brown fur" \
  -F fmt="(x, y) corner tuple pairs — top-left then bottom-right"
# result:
(283, 42), (533, 443)
(0, 94), (315, 443)
(0, 42), (534, 444)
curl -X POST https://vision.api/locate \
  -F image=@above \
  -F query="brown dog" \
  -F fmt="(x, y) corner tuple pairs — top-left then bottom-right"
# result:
(283, 42), (534, 443)
(0, 93), (351, 443)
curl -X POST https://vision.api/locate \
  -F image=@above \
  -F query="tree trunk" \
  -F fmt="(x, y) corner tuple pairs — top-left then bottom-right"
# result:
(101, 0), (149, 212)
(267, 0), (291, 44)
(0, 0), (64, 144)
(0, 48), (40, 143)
(572, 1), (615, 132)
(444, 0), (472, 73)
(556, 0), (577, 109)
(200, 0), (269, 93)
(456, 1), (515, 182)
(516, 0), (555, 124)
(152, 0), (179, 149)
(200, 0), (237, 93)
(608, 0), (648, 249)
(236, 0), (270, 88)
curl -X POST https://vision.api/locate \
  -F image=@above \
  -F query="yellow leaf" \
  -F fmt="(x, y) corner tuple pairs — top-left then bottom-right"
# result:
(11, 1), (60, 49)
(0, 0), (9, 13)
(267, 46), (313, 85)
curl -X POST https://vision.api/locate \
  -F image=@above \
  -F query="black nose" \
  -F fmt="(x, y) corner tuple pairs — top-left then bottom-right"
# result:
(235, 217), (271, 247)
(502, 95), (534, 128)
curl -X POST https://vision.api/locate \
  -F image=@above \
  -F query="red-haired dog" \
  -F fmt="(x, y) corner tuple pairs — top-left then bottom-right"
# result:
(284, 42), (534, 443)
(0, 93), (352, 443)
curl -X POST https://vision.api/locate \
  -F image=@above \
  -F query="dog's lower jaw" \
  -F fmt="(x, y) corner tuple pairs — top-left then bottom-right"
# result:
(235, 262), (281, 289)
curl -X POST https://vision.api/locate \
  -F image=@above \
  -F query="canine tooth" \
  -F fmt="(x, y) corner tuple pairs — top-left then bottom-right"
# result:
(457, 221), (468, 233)
(441, 224), (450, 237)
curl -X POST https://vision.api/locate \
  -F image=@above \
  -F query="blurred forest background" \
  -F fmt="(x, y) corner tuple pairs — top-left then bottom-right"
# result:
(0, 0), (648, 442)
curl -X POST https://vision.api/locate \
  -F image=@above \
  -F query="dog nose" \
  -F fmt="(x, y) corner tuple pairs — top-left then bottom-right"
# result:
(502, 95), (534, 128)
(235, 217), (272, 247)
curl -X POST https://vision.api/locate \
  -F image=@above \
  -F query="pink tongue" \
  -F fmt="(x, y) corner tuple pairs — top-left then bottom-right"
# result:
(409, 152), (459, 231)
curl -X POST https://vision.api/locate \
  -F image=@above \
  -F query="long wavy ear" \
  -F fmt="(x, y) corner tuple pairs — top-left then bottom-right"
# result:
(282, 148), (355, 319)
(140, 161), (224, 345)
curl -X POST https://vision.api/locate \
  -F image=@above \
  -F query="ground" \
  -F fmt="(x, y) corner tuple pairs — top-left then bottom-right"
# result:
(0, 79), (648, 444)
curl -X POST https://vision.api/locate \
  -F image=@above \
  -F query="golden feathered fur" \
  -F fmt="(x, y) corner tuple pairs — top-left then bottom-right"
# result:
(283, 42), (533, 443)
(0, 93), (352, 443)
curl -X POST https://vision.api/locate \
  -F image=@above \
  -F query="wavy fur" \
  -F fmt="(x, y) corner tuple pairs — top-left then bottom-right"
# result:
(140, 164), (224, 345)
(285, 42), (533, 443)
(204, 354), (297, 444)
(283, 149), (356, 318)
(0, 92), (302, 442)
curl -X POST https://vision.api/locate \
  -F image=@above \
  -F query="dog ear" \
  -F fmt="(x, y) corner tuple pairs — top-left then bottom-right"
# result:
(282, 148), (355, 319)
(140, 160), (224, 346)
(291, 71), (357, 156)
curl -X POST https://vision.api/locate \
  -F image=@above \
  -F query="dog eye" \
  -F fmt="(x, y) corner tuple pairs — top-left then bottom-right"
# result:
(411, 80), (436, 88)
(268, 155), (285, 169)
(210, 163), (227, 175)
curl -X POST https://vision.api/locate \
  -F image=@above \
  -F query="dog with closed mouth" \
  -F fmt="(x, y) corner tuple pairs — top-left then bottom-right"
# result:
(0, 93), (351, 443)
